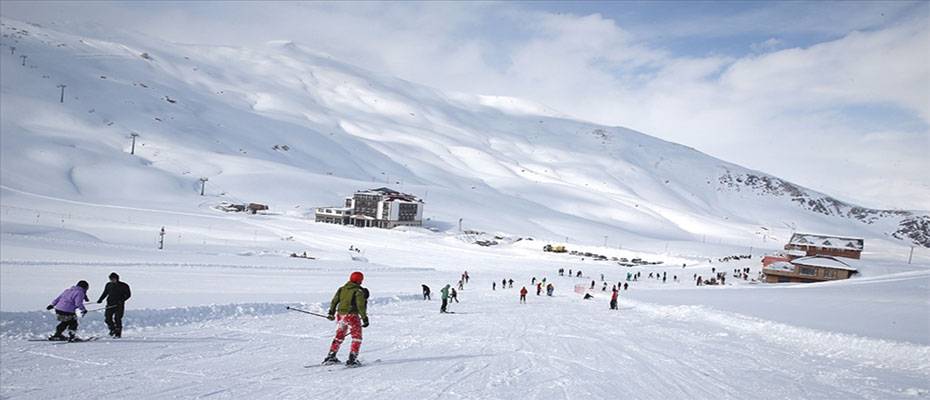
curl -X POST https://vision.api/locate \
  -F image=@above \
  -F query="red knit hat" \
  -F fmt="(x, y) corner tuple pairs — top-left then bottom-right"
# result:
(350, 271), (364, 284)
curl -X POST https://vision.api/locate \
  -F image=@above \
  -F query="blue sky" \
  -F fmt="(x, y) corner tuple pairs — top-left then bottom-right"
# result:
(1, 1), (928, 209)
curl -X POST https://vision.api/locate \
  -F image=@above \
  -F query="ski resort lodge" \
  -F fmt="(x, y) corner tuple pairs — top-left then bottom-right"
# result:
(315, 187), (424, 229)
(783, 232), (864, 259)
(762, 233), (863, 283)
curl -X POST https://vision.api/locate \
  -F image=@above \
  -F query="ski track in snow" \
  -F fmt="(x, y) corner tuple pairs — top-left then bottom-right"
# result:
(3, 288), (928, 399)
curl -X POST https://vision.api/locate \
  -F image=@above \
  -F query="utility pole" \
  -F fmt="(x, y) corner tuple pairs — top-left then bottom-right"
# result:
(908, 246), (915, 264)
(158, 227), (165, 250)
(129, 133), (139, 155)
(20, 55), (27, 66)
(458, 218), (463, 232)
(57, 84), (66, 103)
(199, 177), (208, 196)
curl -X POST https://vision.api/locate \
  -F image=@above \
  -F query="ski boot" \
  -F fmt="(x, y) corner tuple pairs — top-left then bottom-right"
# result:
(67, 331), (77, 342)
(345, 352), (361, 368)
(322, 351), (341, 365)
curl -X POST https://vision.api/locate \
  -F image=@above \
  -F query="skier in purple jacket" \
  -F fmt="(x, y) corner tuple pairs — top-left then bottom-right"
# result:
(46, 281), (89, 341)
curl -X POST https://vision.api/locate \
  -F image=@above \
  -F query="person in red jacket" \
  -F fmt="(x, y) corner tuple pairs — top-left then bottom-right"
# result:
(610, 288), (619, 310)
(519, 286), (528, 303)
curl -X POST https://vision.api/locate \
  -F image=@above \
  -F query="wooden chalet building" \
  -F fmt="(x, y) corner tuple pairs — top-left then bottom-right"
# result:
(784, 233), (864, 259)
(315, 187), (424, 229)
(762, 255), (858, 283)
(763, 232), (864, 283)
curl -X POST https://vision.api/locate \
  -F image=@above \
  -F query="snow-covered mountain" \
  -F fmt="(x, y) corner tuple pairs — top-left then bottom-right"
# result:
(1, 17), (926, 249)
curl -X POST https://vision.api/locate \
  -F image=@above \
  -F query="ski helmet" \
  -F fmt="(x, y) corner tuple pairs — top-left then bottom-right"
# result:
(350, 271), (364, 284)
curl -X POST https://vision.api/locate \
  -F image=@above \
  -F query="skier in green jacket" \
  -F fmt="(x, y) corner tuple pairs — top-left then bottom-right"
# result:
(440, 284), (451, 313)
(322, 271), (369, 367)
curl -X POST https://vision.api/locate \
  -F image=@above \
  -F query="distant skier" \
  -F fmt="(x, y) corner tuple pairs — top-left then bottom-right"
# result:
(464, 271), (470, 284)
(322, 272), (369, 367)
(536, 282), (542, 296)
(623, 282), (629, 291)
(546, 283), (554, 296)
(590, 280), (595, 289)
(501, 279), (507, 288)
(532, 277), (536, 285)
(492, 281), (496, 291)
(610, 288), (619, 310)
(46, 280), (89, 341)
(602, 282), (607, 291)
(508, 279), (514, 288)
(600, 273), (604, 281)
(576, 270), (582, 278)
(96, 272), (131, 338)
(422, 284), (431, 300)
(451, 288), (460, 303)
(440, 284), (451, 313)
(519, 287), (528, 303)
(568, 269), (572, 276)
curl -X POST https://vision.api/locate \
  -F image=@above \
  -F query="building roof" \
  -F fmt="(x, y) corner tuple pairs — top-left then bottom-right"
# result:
(791, 256), (858, 271)
(786, 249), (807, 257)
(788, 233), (864, 251)
(763, 261), (796, 273)
(355, 187), (421, 202)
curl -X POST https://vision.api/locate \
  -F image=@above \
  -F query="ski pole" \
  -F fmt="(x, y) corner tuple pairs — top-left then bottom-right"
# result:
(286, 306), (330, 319)
(85, 304), (120, 313)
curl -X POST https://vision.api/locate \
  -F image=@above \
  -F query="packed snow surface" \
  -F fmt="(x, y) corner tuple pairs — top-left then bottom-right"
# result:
(1, 16), (929, 400)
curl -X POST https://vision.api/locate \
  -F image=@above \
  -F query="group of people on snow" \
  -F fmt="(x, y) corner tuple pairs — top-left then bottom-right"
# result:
(46, 272), (131, 341)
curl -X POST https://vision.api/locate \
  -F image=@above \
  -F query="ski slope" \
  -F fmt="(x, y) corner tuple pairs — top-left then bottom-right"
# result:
(2, 271), (928, 399)
(0, 17), (926, 250)
(2, 191), (929, 399)
(2, 15), (929, 400)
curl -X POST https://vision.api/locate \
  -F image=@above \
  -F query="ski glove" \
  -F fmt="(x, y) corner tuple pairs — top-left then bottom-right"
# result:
(97, 300), (103, 304)
(46, 305), (54, 310)
(362, 319), (370, 328)
(80, 310), (87, 317)
(327, 315), (335, 321)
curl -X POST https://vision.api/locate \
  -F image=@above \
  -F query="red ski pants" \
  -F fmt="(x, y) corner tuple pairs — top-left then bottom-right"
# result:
(329, 313), (363, 354)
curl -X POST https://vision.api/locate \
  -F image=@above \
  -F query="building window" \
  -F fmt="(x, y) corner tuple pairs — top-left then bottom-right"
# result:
(398, 203), (418, 221)
(799, 267), (817, 276)
(823, 269), (837, 278)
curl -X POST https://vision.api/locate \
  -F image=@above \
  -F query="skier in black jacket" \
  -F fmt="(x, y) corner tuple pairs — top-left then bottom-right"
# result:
(422, 284), (431, 300)
(97, 272), (131, 338)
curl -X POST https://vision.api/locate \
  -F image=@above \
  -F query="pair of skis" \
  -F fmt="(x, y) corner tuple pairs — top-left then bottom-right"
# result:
(28, 336), (99, 343)
(304, 359), (381, 370)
